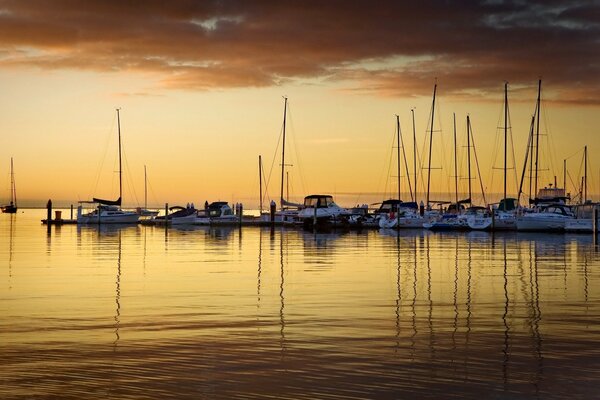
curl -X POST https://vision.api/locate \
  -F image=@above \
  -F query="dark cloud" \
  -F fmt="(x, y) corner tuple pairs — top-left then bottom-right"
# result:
(0, 0), (598, 103)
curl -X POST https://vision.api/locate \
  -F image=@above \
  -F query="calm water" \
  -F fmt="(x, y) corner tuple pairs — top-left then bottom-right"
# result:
(1, 210), (600, 399)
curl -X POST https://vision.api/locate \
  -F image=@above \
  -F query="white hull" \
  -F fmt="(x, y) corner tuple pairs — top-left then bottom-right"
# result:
(516, 215), (571, 232)
(565, 219), (598, 233)
(467, 216), (492, 230)
(78, 213), (140, 224)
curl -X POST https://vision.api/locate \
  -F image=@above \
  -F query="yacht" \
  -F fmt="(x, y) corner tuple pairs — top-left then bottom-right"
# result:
(516, 204), (574, 232)
(195, 202), (238, 225)
(297, 194), (351, 229)
(149, 205), (198, 226)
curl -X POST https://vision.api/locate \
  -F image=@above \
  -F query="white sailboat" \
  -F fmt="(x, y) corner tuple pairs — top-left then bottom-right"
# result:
(1, 157), (17, 213)
(77, 109), (140, 224)
(260, 97), (302, 225)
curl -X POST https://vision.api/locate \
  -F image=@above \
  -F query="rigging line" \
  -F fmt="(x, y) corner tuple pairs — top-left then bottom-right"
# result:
(469, 121), (487, 206)
(376, 123), (398, 200)
(90, 113), (117, 199)
(264, 111), (286, 203)
(121, 143), (140, 206)
(508, 104), (519, 197)
(287, 105), (309, 198)
(563, 147), (584, 161)
(145, 167), (160, 208)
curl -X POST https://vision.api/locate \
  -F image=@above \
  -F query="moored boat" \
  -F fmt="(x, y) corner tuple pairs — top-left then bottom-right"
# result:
(1, 158), (17, 214)
(298, 194), (351, 229)
(516, 204), (574, 232)
(77, 109), (139, 225)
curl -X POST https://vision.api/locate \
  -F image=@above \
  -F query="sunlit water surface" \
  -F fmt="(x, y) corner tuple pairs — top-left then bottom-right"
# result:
(1, 210), (600, 399)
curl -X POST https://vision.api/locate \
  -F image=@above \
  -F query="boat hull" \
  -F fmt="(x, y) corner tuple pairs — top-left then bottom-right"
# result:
(516, 216), (570, 232)
(78, 213), (140, 224)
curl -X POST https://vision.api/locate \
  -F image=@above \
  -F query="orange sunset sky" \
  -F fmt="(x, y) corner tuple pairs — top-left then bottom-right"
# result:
(0, 0), (599, 208)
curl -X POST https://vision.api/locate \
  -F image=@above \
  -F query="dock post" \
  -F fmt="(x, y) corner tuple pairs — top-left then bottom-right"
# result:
(165, 203), (169, 230)
(593, 207), (598, 245)
(70, 204), (73, 220)
(239, 203), (243, 227)
(270, 200), (276, 226)
(46, 199), (52, 232)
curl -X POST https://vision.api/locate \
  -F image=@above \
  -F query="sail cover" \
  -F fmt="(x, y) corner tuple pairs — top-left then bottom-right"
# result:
(93, 196), (122, 206)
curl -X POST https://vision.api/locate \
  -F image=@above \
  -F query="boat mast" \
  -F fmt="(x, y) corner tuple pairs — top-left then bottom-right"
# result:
(563, 159), (567, 197)
(466, 115), (472, 207)
(453, 113), (458, 210)
(503, 82), (508, 211)
(533, 80), (541, 199)
(396, 115), (402, 201)
(584, 145), (587, 204)
(411, 108), (417, 202)
(259, 155), (263, 213)
(10, 157), (16, 206)
(518, 115), (535, 206)
(280, 97), (288, 210)
(426, 83), (437, 206)
(398, 116), (413, 201)
(468, 120), (488, 206)
(144, 165), (147, 210)
(116, 108), (123, 204)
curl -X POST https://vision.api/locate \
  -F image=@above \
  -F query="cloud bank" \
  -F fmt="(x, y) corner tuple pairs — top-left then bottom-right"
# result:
(0, 0), (598, 103)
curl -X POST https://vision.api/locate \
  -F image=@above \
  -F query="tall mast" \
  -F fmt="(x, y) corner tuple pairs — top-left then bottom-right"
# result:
(116, 108), (123, 204)
(411, 108), (417, 202)
(503, 82), (508, 210)
(144, 165), (147, 210)
(453, 113), (458, 209)
(583, 146), (587, 203)
(426, 83), (437, 206)
(10, 157), (16, 205)
(279, 97), (288, 210)
(466, 115), (472, 207)
(518, 115), (535, 206)
(563, 159), (567, 197)
(396, 115), (401, 201)
(398, 116), (413, 201)
(259, 155), (263, 213)
(533, 80), (541, 198)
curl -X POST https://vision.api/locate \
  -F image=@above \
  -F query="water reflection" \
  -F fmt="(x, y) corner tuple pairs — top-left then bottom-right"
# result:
(2, 211), (600, 399)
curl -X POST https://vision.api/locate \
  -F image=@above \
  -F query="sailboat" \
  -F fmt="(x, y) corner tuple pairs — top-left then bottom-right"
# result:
(1, 157), (17, 213)
(77, 109), (140, 224)
(378, 115), (422, 229)
(260, 97), (302, 225)
(516, 80), (574, 231)
(424, 113), (471, 231)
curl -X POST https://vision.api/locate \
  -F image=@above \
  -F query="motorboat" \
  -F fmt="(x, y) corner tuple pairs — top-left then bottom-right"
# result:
(377, 200), (427, 229)
(195, 201), (238, 225)
(297, 194), (351, 229)
(149, 205), (198, 225)
(516, 204), (574, 232)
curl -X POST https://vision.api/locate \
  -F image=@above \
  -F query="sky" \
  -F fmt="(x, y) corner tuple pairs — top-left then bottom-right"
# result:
(0, 0), (599, 208)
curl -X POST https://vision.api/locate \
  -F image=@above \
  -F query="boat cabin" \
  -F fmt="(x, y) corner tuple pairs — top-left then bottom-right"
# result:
(207, 201), (234, 217)
(303, 195), (335, 208)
